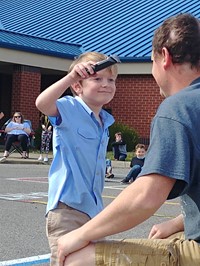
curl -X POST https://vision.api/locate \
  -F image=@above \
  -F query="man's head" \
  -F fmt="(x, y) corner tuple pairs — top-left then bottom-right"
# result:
(152, 13), (200, 69)
(152, 13), (200, 97)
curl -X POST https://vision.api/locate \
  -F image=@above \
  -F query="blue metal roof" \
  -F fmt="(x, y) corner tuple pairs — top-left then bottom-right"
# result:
(0, 29), (83, 59)
(0, 0), (199, 62)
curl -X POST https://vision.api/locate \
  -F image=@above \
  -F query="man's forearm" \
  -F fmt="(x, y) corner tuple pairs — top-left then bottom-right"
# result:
(80, 175), (176, 242)
(172, 214), (184, 232)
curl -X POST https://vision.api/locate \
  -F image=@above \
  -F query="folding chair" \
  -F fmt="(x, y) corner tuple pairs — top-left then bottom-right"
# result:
(1, 119), (35, 158)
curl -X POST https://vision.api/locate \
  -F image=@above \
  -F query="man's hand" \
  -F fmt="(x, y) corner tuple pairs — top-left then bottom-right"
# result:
(57, 228), (90, 266)
(148, 220), (174, 239)
(148, 214), (184, 239)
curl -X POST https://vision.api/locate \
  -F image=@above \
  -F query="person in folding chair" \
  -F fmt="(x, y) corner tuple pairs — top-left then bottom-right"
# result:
(0, 111), (31, 162)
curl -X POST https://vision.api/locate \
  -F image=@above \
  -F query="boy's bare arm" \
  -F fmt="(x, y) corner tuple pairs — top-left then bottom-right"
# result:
(58, 174), (176, 265)
(35, 62), (95, 116)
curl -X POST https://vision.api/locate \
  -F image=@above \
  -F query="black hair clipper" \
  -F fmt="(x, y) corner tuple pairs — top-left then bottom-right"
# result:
(93, 54), (121, 72)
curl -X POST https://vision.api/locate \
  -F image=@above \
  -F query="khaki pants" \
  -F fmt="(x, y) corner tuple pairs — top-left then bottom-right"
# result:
(96, 233), (200, 265)
(46, 202), (90, 266)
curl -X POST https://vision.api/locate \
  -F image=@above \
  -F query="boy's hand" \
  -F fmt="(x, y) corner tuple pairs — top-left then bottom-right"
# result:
(69, 61), (96, 82)
(57, 228), (90, 266)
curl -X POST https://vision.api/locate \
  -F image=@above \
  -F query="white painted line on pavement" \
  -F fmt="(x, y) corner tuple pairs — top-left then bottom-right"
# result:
(0, 254), (50, 265)
(0, 192), (48, 201)
(104, 185), (124, 190)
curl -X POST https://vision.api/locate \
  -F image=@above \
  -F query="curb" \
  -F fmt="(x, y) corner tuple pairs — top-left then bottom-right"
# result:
(0, 153), (52, 165)
(0, 153), (130, 167)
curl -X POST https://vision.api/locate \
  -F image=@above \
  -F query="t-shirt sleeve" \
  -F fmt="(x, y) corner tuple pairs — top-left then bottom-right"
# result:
(139, 116), (190, 198)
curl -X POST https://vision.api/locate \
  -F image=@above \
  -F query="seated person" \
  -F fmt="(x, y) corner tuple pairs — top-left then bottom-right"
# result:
(105, 158), (114, 179)
(111, 132), (127, 161)
(121, 143), (146, 184)
(0, 112), (31, 162)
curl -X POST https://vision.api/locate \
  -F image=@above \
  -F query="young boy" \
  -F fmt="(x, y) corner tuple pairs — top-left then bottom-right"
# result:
(35, 51), (118, 265)
(111, 132), (127, 160)
(121, 143), (146, 183)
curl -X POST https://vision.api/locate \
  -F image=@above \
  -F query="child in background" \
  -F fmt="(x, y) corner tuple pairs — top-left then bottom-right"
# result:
(35, 51), (118, 265)
(121, 143), (146, 184)
(111, 132), (127, 161)
(38, 114), (52, 163)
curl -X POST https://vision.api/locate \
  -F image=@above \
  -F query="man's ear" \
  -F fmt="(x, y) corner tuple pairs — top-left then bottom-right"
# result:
(71, 82), (82, 95)
(162, 47), (171, 69)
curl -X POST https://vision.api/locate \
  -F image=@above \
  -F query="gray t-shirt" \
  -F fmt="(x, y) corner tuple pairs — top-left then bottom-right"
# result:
(139, 77), (200, 243)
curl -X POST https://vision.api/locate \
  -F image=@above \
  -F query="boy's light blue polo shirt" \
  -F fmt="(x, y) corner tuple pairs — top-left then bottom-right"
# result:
(47, 96), (114, 218)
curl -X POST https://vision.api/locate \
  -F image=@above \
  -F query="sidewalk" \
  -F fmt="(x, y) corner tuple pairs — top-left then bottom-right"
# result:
(0, 152), (130, 167)
(0, 152), (52, 165)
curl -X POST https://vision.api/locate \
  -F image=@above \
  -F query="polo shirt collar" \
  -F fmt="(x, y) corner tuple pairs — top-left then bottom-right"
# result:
(75, 96), (93, 115)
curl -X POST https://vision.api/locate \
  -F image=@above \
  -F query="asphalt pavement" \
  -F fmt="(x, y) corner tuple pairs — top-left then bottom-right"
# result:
(0, 153), (181, 265)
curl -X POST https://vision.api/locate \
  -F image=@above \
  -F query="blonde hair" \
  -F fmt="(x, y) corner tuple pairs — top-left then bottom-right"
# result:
(69, 51), (118, 75)
(69, 51), (118, 95)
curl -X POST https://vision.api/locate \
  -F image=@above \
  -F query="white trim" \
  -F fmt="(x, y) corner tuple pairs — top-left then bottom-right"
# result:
(0, 47), (152, 74)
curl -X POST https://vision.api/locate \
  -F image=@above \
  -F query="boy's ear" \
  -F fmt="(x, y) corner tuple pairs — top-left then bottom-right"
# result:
(71, 82), (82, 95)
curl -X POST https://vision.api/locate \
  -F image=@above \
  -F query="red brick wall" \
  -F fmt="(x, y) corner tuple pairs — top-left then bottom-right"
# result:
(11, 69), (163, 139)
(105, 74), (163, 139)
(12, 65), (41, 130)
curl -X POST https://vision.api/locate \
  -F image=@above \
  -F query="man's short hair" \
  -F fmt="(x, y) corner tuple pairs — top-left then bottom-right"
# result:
(152, 13), (200, 69)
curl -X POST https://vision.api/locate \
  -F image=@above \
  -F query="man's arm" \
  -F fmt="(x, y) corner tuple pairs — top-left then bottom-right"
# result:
(58, 174), (176, 265)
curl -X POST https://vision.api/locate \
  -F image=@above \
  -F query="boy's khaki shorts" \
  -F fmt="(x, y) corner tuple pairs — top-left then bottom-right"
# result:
(46, 202), (90, 266)
(96, 233), (200, 266)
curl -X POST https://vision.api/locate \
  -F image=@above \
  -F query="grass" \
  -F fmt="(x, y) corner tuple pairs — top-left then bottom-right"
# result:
(106, 151), (133, 161)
